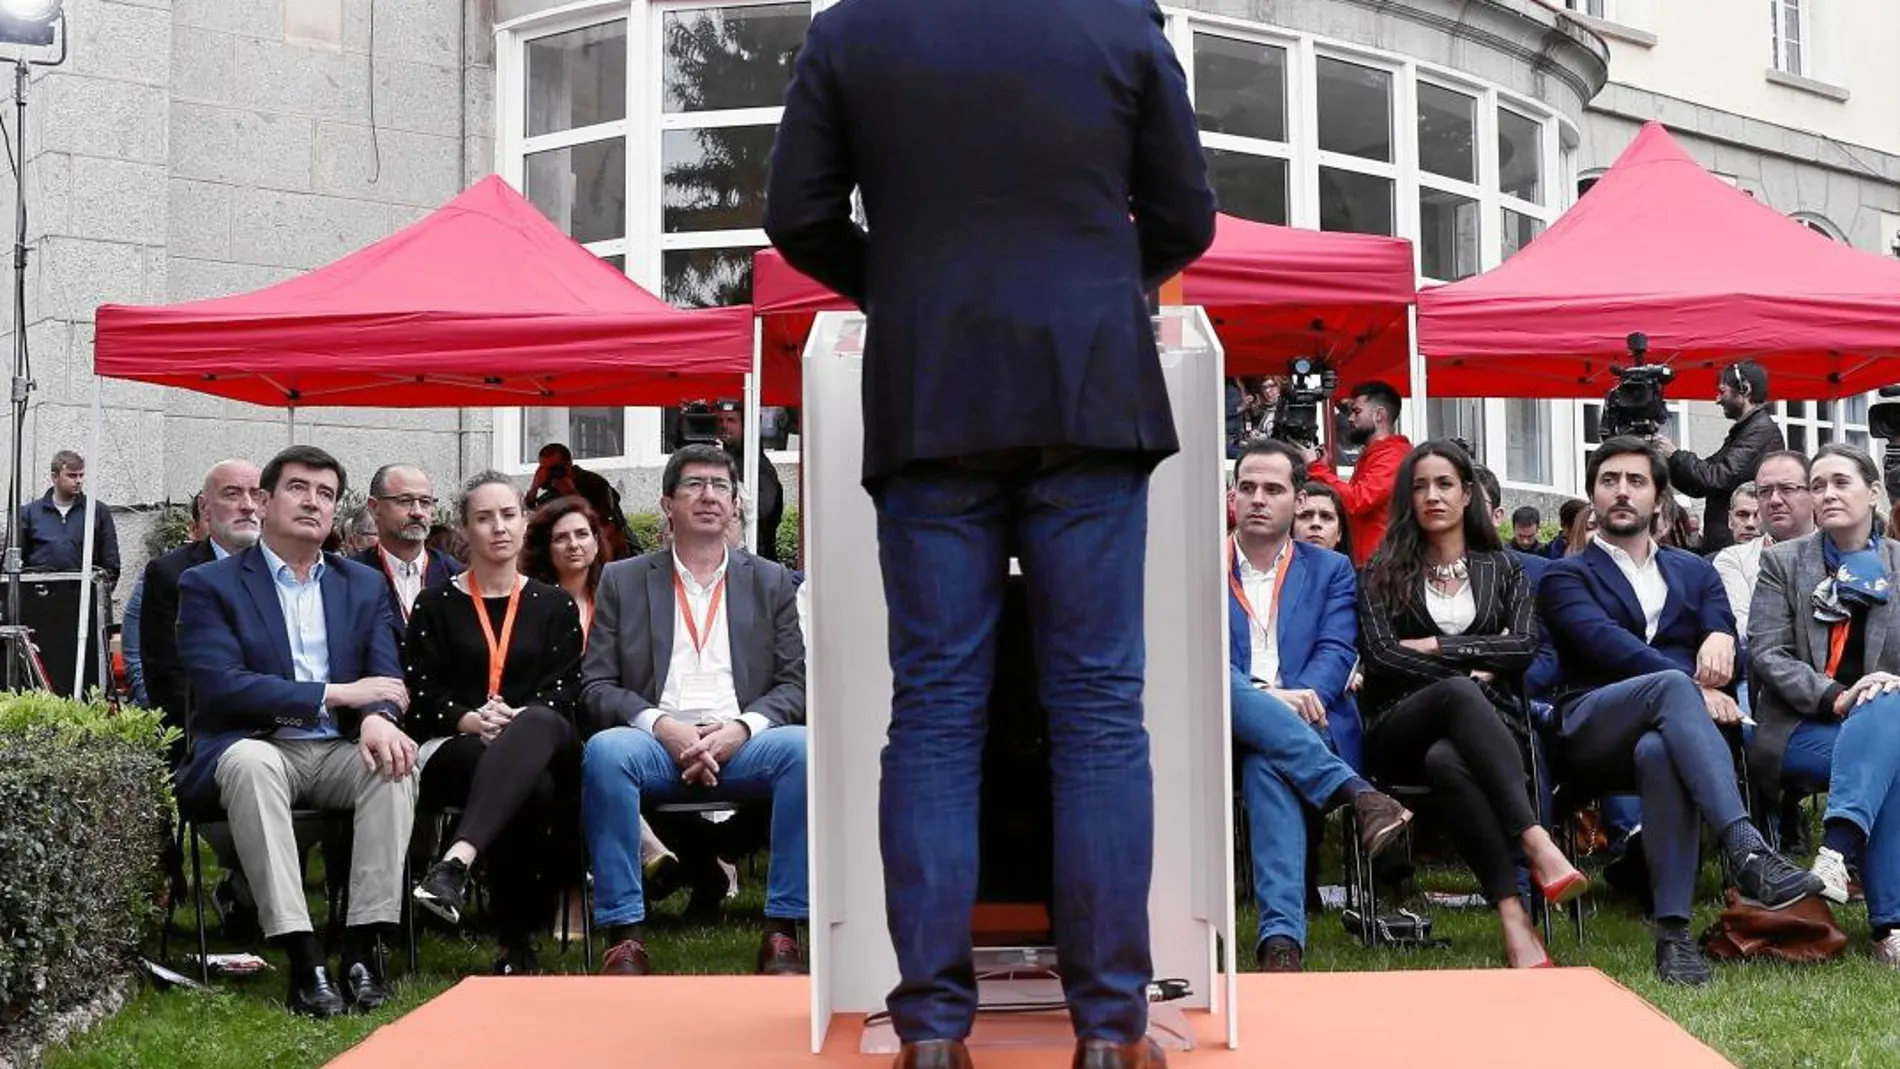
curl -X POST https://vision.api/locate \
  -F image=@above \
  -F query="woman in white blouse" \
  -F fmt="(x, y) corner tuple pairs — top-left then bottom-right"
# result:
(1356, 440), (1585, 968)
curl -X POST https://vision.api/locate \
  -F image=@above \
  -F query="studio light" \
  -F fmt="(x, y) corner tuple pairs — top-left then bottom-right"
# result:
(0, 0), (61, 47)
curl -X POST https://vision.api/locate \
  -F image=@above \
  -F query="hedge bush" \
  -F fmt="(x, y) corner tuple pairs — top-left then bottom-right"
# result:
(0, 693), (175, 1036)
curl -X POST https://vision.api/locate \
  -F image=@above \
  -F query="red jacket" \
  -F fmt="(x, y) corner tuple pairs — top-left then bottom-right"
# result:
(1309, 434), (1411, 567)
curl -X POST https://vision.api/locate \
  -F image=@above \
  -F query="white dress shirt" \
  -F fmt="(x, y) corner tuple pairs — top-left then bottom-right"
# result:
(379, 547), (425, 617)
(1238, 540), (1289, 689)
(1713, 536), (1768, 638)
(1424, 580), (1477, 636)
(1595, 534), (1667, 641)
(635, 549), (772, 739)
(258, 539), (336, 740)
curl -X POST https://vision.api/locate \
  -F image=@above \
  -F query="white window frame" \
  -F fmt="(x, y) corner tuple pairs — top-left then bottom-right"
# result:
(1770, 0), (1810, 77)
(1177, 21), (1301, 227)
(1563, 0), (1609, 18)
(1779, 396), (1873, 456)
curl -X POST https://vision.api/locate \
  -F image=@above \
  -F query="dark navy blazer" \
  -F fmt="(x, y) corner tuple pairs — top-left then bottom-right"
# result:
(1537, 541), (1736, 715)
(764, 0), (1218, 485)
(173, 547), (403, 812)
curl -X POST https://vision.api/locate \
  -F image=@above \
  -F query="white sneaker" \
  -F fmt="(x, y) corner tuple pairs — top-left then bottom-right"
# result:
(1811, 847), (1851, 904)
(1874, 930), (1900, 969)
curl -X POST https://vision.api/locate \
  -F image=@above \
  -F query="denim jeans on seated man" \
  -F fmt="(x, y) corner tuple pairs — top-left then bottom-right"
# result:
(583, 723), (809, 926)
(1782, 699), (1900, 932)
(873, 451), (1158, 1046)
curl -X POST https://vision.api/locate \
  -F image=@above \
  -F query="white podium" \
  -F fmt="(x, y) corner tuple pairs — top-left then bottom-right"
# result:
(804, 308), (1236, 1054)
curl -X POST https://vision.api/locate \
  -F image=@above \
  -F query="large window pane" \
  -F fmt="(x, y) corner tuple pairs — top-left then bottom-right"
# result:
(1498, 108), (1543, 204)
(525, 139), (626, 243)
(1206, 148), (1288, 226)
(663, 125), (779, 232)
(1193, 34), (1287, 143)
(664, 247), (756, 308)
(1419, 188), (1479, 281)
(662, 3), (808, 113)
(1502, 208), (1543, 261)
(1505, 399), (1551, 485)
(1416, 82), (1476, 183)
(523, 407), (625, 462)
(1316, 58), (1392, 163)
(1427, 398), (1485, 459)
(1319, 167), (1393, 236)
(526, 22), (627, 136)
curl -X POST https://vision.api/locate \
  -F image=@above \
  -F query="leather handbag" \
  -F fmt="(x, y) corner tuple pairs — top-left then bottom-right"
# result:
(1699, 889), (1847, 963)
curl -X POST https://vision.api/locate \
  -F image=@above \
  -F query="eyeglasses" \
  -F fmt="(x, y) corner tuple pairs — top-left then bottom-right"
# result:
(377, 494), (438, 511)
(1756, 483), (1809, 500)
(677, 476), (734, 496)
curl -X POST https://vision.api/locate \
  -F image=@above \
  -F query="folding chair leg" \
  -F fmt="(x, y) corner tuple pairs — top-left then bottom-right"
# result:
(404, 859), (419, 973)
(190, 827), (210, 986)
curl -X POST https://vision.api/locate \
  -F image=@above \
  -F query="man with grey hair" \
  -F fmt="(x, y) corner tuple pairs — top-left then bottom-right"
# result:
(353, 463), (461, 628)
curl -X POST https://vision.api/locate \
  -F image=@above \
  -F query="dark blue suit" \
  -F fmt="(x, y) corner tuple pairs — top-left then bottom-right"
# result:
(351, 546), (463, 637)
(1227, 541), (1361, 948)
(765, 0), (1215, 1044)
(175, 547), (404, 813)
(1538, 541), (1749, 922)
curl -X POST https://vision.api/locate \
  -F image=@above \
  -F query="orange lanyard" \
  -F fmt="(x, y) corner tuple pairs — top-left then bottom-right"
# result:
(379, 548), (420, 622)
(674, 570), (726, 660)
(467, 573), (523, 699)
(1227, 537), (1292, 639)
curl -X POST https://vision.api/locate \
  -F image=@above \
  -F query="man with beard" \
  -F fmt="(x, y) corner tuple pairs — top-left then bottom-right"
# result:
(1538, 437), (1819, 986)
(1651, 360), (1782, 554)
(1306, 381), (1409, 566)
(355, 464), (462, 635)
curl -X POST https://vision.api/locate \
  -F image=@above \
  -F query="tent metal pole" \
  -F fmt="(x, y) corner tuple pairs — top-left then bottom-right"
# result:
(1406, 305), (1428, 441)
(287, 406), (297, 446)
(745, 317), (763, 553)
(72, 374), (102, 698)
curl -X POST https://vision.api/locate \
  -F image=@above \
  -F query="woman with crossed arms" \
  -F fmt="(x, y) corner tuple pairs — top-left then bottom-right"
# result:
(407, 471), (585, 975)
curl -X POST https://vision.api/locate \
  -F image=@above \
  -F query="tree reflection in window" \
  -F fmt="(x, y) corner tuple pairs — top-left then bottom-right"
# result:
(664, 248), (754, 308)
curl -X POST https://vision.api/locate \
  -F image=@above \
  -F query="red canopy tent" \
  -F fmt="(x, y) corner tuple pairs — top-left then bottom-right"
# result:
(1418, 122), (1900, 400)
(752, 213), (1417, 404)
(95, 175), (753, 407)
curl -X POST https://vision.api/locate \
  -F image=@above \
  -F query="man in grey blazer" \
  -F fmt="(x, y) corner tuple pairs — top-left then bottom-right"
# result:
(578, 444), (808, 977)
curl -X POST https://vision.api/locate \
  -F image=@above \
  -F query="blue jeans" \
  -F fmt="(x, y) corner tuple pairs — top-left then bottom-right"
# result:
(1230, 671), (1355, 948)
(1783, 701), (1900, 927)
(581, 724), (809, 926)
(1560, 671), (1748, 922)
(873, 452), (1154, 1045)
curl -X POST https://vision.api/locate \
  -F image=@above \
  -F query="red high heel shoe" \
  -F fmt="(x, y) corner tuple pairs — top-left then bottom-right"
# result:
(1536, 869), (1589, 906)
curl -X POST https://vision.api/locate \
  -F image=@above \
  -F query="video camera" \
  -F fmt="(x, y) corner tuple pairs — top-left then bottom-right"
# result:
(676, 398), (740, 446)
(1272, 356), (1338, 449)
(1870, 385), (1900, 440)
(1601, 332), (1675, 439)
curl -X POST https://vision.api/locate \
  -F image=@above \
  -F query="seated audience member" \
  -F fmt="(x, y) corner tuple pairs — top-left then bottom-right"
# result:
(1509, 505), (1546, 558)
(1538, 437), (1818, 986)
(528, 443), (633, 560)
(579, 444), (808, 977)
(1725, 483), (1762, 546)
(1227, 441), (1410, 972)
(1357, 441), (1585, 968)
(356, 464), (463, 628)
(1747, 444), (1900, 967)
(523, 497), (688, 902)
(1560, 504), (1597, 557)
(407, 472), (586, 976)
(1547, 498), (1588, 559)
(345, 508), (379, 554)
(1296, 480), (1354, 563)
(176, 446), (416, 1018)
(1715, 453), (1814, 641)
(1653, 493), (1701, 553)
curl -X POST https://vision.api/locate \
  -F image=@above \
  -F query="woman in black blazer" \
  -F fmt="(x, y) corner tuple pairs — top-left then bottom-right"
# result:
(1357, 441), (1585, 968)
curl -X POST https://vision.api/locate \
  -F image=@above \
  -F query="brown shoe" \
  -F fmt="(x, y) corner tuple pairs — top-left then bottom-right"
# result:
(600, 938), (651, 976)
(757, 930), (808, 975)
(1353, 790), (1413, 858)
(893, 1039), (973, 1069)
(1255, 935), (1303, 973)
(1074, 1037), (1167, 1069)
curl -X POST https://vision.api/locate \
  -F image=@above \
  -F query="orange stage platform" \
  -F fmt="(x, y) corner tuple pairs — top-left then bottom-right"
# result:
(326, 968), (1733, 1068)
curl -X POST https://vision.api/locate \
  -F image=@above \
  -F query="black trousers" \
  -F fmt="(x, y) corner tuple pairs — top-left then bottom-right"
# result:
(418, 706), (579, 946)
(1365, 677), (1536, 904)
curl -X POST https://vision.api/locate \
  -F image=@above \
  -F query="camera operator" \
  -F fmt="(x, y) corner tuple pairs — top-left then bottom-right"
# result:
(1304, 381), (1410, 566)
(712, 399), (786, 563)
(1650, 360), (1782, 554)
(526, 443), (633, 559)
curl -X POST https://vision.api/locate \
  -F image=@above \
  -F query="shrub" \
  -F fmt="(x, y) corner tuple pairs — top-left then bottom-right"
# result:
(143, 503), (195, 559)
(625, 511), (664, 555)
(777, 505), (801, 567)
(0, 693), (174, 1035)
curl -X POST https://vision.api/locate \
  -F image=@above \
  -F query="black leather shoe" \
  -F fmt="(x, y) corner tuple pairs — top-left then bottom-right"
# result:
(286, 966), (348, 1018)
(1074, 1037), (1168, 1069)
(1654, 930), (1713, 986)
(1255, 935), (1303, 973)
(342, 961), (392, 1012)
(893, 1038), (973, 1069)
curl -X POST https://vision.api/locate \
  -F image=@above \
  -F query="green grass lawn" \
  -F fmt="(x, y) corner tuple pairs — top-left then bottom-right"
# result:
(39, 839), (1900, 1069)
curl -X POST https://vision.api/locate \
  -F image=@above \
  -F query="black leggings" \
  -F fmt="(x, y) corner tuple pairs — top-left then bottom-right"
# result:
(418, 706), (579, 944)
(1365, 676), (1536, 905)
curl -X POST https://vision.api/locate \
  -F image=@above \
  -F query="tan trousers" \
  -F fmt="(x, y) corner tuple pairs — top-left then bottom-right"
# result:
(214, 737), (417, 939)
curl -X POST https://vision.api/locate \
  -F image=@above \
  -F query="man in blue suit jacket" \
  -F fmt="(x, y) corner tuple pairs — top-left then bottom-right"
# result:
(177, 446), (417, 1019)
(1226, 442), (1409, 972)
(766, 2), (1215, 1065)
(1539, 437), (1817, 987)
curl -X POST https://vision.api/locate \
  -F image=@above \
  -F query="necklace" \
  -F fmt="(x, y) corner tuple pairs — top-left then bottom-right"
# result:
(1426, 557), (1469, 583)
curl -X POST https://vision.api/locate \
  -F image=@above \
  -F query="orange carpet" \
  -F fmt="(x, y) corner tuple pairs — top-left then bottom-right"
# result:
(326, 969), (1732, 1068)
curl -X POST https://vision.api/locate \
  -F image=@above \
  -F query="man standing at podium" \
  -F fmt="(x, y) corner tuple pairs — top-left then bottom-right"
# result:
(766, 1), (1216, 1066)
